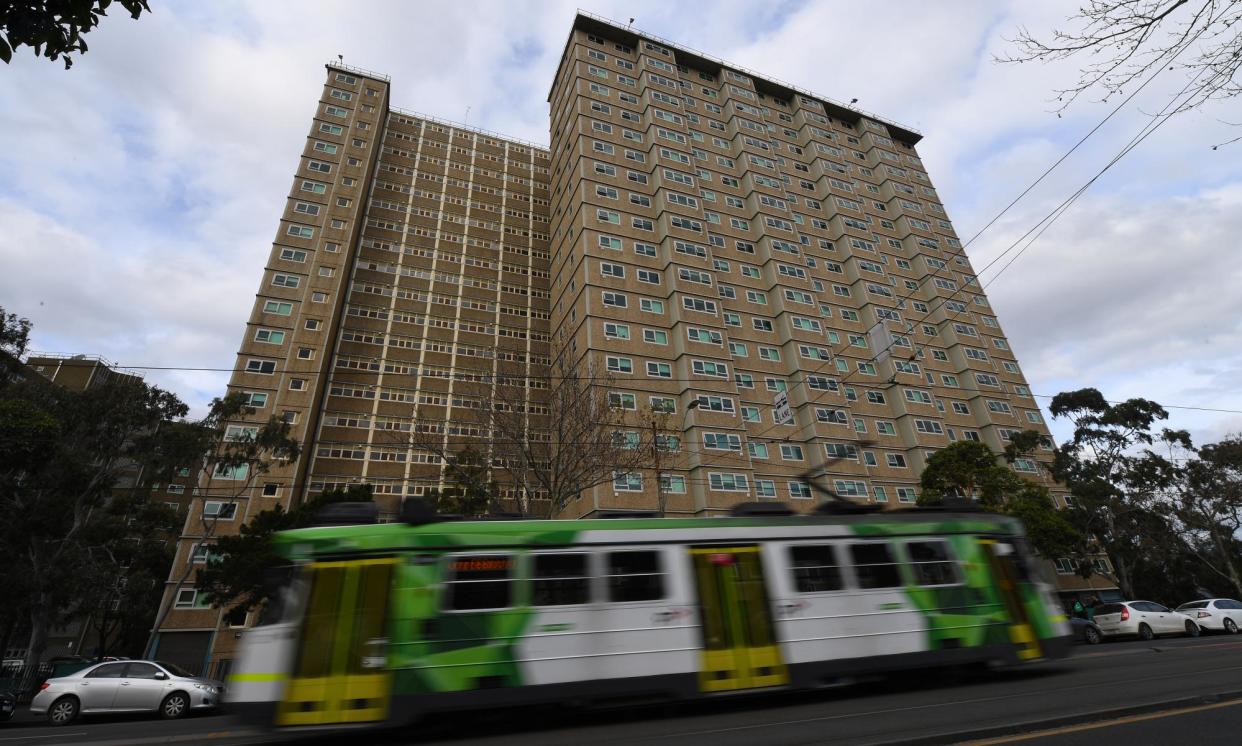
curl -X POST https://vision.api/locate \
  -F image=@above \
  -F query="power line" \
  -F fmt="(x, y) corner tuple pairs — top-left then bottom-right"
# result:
(43, 360), (1242, 416)
(738, 20), (1222, 439)
(735, 29), (1230, 448)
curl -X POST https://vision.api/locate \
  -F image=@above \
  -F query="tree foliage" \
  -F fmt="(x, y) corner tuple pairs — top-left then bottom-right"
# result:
(0, 305), (31, 358)
(195, 484), (374, 613)
(0, 353), (190, 665)
(0, 0), (150, 68)
(1177, 435), (1242, 596)
(918, 438), (1084, 561)
(426, 446), (498, 516)
(145, 392), (300, 650)
(76, 490), (178, 658)
(1049, 388), (1186, 597)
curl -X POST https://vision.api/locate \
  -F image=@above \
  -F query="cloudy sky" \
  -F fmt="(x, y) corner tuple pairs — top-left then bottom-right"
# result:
(2, 0), (1240, 446)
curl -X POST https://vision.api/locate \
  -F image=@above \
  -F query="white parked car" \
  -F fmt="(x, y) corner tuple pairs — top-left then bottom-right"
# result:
(1175, 599), (1242, 634)
(1093, 601), (1201, 640)
(30, 660), (223, 725)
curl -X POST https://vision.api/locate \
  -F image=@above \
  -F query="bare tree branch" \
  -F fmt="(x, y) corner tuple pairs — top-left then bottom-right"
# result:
(998, 0), (1242, 121)
(401, 330), (657, 517)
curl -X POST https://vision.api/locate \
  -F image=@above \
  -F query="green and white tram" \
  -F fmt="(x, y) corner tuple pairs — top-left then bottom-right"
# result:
(227, 501), (1072, 729)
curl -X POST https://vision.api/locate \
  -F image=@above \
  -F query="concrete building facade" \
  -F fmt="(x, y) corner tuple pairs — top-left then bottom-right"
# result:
(154, 13), (1106, 677)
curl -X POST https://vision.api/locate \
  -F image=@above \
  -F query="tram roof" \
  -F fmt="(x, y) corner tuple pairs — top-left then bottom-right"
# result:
(274, 510), (1022, 560)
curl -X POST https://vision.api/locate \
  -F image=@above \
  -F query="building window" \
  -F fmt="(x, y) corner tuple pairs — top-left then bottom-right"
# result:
(203, 501), (237, 520)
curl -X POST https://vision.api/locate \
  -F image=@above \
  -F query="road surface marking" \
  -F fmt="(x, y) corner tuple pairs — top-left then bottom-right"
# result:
(957, 697), (1242, 744)
(1076, 639), (1242, 659)
(614, 662), (1242, 742)
(0, 733), (88, 742)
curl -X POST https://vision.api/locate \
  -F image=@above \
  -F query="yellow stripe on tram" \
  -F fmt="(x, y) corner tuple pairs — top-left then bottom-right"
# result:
(228, 672), (288, 683)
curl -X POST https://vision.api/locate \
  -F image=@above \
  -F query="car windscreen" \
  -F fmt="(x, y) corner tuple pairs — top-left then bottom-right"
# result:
(1094, 603), (1123, 615)
(1178, 601), (1209, 609)
(155, 661), (195, 678)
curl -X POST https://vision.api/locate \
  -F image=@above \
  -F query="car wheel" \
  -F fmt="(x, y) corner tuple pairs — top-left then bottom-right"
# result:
(1186, 620), (1201, 637)
(161, 692), (190, 720)
(1138, 623), (1154, 641)
(48, 696), (79, 726)
(1084, 625), (1102, 645)
(1225, 618), (1239, 635)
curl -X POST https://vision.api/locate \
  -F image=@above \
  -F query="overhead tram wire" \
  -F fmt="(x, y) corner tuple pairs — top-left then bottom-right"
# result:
(91, 49), (1184, 433)
(116, 29), (1217, 446)
(68, 36), (1235, 478)
(734, 34), (1227, 450)
(927, 36), (1242, 348)
(74, 361), (1242, 416)
(719, 28), (1213, 450)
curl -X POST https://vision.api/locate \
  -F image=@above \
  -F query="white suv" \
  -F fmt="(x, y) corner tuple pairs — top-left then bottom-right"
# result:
(1093, 601), (1201, 640)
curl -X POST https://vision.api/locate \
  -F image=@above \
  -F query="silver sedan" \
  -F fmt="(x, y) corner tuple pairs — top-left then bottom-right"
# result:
(30, 660), (224, 725)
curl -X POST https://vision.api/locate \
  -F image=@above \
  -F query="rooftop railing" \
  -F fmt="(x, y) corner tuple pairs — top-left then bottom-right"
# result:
(325, 60), (391, 83)
(388, 105), (550, 152)
(573, 8), (923, 138)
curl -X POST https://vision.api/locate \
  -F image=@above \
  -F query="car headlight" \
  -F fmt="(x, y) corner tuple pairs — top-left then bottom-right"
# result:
(193, 683), (217, 694)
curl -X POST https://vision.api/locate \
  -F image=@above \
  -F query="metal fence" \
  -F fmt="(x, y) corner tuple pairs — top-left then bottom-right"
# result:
(0, 663), (54, 703)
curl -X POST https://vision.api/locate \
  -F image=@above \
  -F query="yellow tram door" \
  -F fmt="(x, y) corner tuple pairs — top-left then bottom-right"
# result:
(277, 558), (396, 725)
(691, 546), (789, 692)
(980, 540), (1043, 661)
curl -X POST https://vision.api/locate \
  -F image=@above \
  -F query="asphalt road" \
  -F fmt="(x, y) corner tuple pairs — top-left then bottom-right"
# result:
(4, 635), (1242, 745)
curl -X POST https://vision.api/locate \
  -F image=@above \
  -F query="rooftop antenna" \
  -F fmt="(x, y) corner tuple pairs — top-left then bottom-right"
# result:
(628, 17), (634, 27)
(337, 54), (343, 63)
(849, 98), (858, 105)
(463, 105), (471, 127)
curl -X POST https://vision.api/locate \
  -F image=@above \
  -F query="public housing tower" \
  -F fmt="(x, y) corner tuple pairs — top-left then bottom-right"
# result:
(154, 13), (1084, 676)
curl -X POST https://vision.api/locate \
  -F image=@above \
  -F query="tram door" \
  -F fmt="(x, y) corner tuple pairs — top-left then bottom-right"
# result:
(277, 558), (396, 725)
(690, 546), (789, 692)
(980, 540), (1043, 661)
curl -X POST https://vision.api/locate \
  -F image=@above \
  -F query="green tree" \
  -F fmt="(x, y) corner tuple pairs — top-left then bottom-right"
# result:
(77, 490), (178, 658)
(195, 484), (373, 614)
(918, 438), (1084, 561)
(0, 0), (150, 68)
(0, 366), (188, 665)
(145, 392), (299, 652)
(918, 439), (1018, 508)
(1178, 435), (1242, 597)
(0, 305), (31, 357)
(1049, 388), (1183, 598)
(427, 446), (497, 516)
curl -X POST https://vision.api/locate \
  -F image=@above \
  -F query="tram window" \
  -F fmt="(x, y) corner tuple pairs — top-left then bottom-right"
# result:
(850, 543), (902, 589)
(532, 553), (591, 606)
(445, 555), (513, 610)
(789, 545), (844, 593)
(906, 540), (961, 586)
(605, 551), (665, 602)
